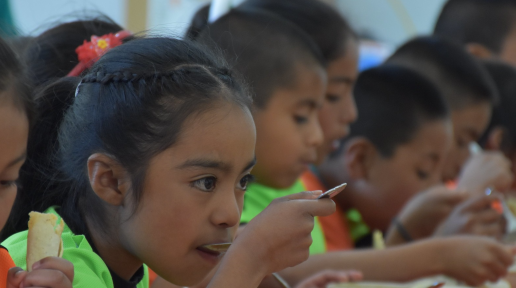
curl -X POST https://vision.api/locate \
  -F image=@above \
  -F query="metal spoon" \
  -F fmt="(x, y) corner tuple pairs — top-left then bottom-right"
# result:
(317, 183), (347, 199)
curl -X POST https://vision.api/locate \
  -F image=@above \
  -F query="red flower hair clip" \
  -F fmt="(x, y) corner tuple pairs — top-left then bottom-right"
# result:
(67, 30), (132, 77)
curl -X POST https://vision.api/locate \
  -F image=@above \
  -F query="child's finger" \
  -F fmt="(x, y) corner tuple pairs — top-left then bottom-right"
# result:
(22, 268), (72, 288)
(296, 198), (336, 217)
(6, 267), (26, 288)
(463, 195), (497, 212)
(284, 191), (323, 201)
(32, 257), (74, 282)
(346, 270), (363, 281)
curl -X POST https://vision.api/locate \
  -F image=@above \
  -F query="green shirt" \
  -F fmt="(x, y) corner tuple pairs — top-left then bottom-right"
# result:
(240, 180), (327, 254)
(2, 207), (149, 288)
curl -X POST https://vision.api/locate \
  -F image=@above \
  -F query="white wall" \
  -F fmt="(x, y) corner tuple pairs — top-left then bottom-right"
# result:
(336, 0), (447, 47)
(9, 0), (448, 46)
(10, 0), (125, 35)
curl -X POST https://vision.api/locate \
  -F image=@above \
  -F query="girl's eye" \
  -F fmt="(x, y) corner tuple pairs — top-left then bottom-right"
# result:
(238, 174), (255, 191)
(326, 94), (341, 103)
(0, 180), (17, 189)
(416, 170), (429, 180)
(193, 176), (217, 192)
(294, 115), (308, 124)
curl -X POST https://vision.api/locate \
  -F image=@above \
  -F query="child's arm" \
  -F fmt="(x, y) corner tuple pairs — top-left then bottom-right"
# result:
(276, 237), (514, 287)
(433, 194), (505, 238)
(6, 257), (74, 288)
(386, 190), (504, 245)
(294, 270), (362, 288)
(206, 191), (336, 288)
(385, 186), (466, 245)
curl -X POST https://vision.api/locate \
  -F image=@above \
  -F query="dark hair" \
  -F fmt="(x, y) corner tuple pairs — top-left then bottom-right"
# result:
(332, 65), (449, 158)
(4, 37), (251, 238)
(434, 0), (516, 54)
(238, 0), (356, 62)
(24, 16), (126, 88)
(479, 61), (516, 152)
(385, 36), (498, 110)
(0, 36), (34, 125)
(184, 4), (211, 40)
(197, 9), (325, 108)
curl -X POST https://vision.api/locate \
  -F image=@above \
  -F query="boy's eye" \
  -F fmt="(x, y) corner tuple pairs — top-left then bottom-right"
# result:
(416, 170), (429, 180)
(193, 176), (217, 192)
(238, 174), (255, 191)
(326, 94), (341, 103)
(294, 115), (308, 124)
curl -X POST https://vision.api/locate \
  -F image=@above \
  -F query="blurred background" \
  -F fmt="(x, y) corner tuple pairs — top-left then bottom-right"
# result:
(0, 0), (448, 69)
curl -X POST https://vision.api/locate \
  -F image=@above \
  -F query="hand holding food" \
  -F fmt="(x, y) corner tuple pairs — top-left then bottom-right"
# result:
(26, 212), (64, 271)
(7, 257), (74, 288)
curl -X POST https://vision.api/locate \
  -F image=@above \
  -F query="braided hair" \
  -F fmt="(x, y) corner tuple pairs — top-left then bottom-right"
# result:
(4, 37), (251, 238)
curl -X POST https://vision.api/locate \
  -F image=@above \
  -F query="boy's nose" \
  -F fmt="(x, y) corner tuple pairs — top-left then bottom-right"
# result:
(308, 119), (324, 148)
(343, 94), (358, 124)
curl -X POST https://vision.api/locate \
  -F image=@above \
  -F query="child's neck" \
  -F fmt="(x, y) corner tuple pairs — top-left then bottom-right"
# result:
(87, 221), (143, 281)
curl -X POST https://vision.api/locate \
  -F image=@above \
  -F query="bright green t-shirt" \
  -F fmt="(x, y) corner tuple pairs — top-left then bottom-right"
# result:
(2, 207), (149, 288)
(240, 180), (327, 254)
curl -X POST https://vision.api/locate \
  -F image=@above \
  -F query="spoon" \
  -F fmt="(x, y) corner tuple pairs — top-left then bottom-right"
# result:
(317, 183), (347, 199)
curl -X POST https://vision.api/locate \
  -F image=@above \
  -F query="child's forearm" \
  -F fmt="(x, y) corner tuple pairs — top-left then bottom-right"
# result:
(278, 239), (445, 286)
(207, 248), (268, 288)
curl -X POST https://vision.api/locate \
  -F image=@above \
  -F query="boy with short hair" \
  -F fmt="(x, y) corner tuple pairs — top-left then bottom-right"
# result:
(386, 36), (513, 194)
(434, 0), (516, 66)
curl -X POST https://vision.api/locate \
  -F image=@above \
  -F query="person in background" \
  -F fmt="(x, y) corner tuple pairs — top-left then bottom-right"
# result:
(434, 0), (516, 66)
(386, 36), (513, 195)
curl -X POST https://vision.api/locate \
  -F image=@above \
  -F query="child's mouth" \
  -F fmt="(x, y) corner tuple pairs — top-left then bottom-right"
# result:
(196, 243), (231, 264)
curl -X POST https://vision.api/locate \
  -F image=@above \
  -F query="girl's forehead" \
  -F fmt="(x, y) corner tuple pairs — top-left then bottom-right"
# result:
(165, 105), (256, 163)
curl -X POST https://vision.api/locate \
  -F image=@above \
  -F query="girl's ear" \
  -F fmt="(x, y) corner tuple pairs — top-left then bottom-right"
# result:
(465, 43), (494, 59)
(485, 127), (505, 151)
(344, 137), (377, 180)
(87, 153), (131, 206)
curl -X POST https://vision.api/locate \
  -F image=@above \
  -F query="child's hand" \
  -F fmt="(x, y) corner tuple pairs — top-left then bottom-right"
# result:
(440, 237), (514, 286)
(7, 257), (74, 288)
(388, 186), (466, 242)
(434, 194), (506, 239)
(233, 191), (335, 275)
(457, 152), (513, 194)
(294, 270), (362, 288)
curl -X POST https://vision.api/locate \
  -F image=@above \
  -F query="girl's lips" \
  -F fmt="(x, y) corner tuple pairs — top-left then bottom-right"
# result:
(196, 246), (225, 265)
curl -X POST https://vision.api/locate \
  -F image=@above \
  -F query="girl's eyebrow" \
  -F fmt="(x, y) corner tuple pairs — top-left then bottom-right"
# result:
(177, 156), (256, 173)
(178, 159), (232, 172)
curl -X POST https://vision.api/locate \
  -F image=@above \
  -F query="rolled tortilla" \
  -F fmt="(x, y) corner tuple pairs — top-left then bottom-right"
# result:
(26, 212), (64, 271)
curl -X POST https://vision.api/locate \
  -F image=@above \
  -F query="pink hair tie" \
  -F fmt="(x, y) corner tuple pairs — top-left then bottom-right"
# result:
(67, 30), (132, 77)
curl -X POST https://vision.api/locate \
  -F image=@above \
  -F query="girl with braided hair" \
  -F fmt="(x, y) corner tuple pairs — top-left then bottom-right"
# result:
(2, 36), (335, 288)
